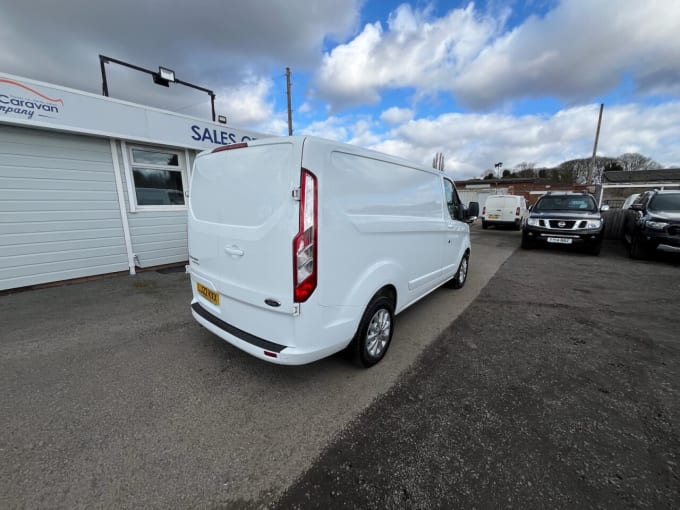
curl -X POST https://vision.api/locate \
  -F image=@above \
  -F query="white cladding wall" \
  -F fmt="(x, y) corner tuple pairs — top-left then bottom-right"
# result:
(459, 189), (508, 210)
(0, 125), (128, 290)
(114, 142), (193, 268)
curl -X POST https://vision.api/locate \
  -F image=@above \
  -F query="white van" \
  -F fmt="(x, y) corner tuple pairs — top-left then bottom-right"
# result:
(481, 194), (528, 230)
(187, 136), (478, 367)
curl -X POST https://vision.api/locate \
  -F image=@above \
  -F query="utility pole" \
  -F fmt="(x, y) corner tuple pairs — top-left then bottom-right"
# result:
(286, 67), (293, 136)
(587, 103), (604, 184)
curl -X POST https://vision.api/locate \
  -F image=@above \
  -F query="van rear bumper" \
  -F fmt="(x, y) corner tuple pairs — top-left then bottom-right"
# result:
(191, 302), (344, 365)
(191, 302), (286, 353)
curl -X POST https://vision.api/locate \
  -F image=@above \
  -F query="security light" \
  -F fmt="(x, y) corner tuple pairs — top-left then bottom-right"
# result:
(158, 67), (175, 82)
(99, 54), (217, 121)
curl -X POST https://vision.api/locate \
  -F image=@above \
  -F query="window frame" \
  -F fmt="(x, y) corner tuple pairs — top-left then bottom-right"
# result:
(123, 142), (189, 212)
(443, 177), (462, 221)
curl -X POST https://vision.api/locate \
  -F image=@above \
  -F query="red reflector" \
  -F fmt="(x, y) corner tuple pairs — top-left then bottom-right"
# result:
(294, 278), (316, 302)
(482, 206), (486, 215)
(212, 142), (248, 153)
(516, 207), (521, 216)
(264, 351), (278, 358)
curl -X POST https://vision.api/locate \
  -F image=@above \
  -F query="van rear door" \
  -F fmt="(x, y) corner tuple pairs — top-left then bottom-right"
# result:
(189, 140), (299, 314)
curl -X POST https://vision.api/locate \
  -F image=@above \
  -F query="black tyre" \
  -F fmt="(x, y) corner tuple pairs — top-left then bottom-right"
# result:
(446, 252), (469, 289)
(521, 232), (533, 249)
(482, 220), (488, 230)
(352, 295), (395, 368)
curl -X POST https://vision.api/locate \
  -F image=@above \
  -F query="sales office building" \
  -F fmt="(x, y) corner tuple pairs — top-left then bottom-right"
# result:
(0, 73), (265, 292)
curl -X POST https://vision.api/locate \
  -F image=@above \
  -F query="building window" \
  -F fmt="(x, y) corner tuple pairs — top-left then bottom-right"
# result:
(129, 146), (186, 208)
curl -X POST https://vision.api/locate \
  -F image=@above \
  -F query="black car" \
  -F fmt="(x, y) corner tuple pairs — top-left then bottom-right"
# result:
(521, 192), (607, 255)
(623, 190), (680, 259)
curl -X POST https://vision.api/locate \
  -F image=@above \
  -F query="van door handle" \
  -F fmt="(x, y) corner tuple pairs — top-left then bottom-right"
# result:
(224, 245), (244, 257)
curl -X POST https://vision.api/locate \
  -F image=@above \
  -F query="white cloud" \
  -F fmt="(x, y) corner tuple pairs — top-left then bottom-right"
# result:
(298, 102), (312, 114)
(215, 75), (275, 128)
(315, 0), (680, 110)
(353, 101), (680, 179)
(380, 107), (414, 124)
(348, 118), (382, 147)
(453, 0), (680, 108)
(299, 116), (349, 141)
(315, 3), (499, 108)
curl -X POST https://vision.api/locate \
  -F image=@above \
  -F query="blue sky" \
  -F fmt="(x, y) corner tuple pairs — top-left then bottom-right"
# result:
(1, 0), (678, 179)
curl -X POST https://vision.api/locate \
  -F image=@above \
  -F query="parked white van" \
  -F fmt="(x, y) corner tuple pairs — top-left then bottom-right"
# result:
(187, 136), (478, 367)
(481, 194), (528, 230)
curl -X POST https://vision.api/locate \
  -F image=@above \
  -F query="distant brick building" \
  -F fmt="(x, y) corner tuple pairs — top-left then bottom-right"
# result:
(455, 178), (593, 208)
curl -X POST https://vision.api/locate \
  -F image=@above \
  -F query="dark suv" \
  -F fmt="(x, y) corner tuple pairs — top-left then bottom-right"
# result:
(521, 192), (607, 255)
(623, 190), (680, 259)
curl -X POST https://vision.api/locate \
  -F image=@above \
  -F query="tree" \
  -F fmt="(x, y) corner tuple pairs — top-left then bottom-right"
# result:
(513, 162), (537, 178)
(617, 153), (662, 172)
(432, 152), (445, 171)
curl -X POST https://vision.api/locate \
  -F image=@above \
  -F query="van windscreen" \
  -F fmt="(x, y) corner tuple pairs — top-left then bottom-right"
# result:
(190, 143), (294, 226)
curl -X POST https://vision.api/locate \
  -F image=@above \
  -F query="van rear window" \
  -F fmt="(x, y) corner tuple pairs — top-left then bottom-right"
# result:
(190, 144), (294, 226)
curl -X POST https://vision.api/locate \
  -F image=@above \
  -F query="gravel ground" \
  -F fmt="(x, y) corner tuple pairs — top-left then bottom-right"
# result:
(276, 239), (680, 509)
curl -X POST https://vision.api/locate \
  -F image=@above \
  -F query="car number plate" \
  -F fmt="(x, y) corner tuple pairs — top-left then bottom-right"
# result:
(197, 283), (220, 305)
(488, 214), (499, 219)
(547, 237), (572, 244)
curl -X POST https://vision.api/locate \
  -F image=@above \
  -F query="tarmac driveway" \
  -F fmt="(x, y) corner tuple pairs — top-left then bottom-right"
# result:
(0, 225), (515, 509)
(276, 238), (680, 509)
(3, 227), (678, 509)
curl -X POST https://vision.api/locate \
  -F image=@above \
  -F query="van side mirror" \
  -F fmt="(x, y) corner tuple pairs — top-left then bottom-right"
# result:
(600, 204), (610, 212)
(466, 201), (479, 222)
(630, 203), (643, 212)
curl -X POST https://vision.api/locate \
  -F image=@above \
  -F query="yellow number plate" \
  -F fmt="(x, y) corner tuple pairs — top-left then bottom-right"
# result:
(197, 283), (219, 305)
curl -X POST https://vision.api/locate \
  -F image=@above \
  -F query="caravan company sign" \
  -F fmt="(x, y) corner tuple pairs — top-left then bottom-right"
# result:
(0, 73), (266, 149)
(0, 78), (63, 120)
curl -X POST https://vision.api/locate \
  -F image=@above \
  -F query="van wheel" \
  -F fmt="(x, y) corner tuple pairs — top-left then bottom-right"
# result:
(482, 220), (488, 229)
(353, 295), (395, 368)
(446, 253), (469, 289)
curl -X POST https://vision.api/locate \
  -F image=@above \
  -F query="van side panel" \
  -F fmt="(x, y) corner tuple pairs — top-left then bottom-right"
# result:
(315, 150), (445, 311)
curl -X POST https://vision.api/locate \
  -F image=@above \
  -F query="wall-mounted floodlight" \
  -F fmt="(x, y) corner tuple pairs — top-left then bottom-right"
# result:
(158, 67), (175, 82)
(99, 54), (216, 121)
(217, 115), (227, 124)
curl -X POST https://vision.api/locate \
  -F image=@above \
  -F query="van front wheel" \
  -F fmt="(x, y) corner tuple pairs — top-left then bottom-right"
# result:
(353, 295), (395, 368)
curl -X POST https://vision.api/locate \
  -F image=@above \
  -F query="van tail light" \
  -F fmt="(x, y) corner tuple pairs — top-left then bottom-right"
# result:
(516, 207), (521, 216)
(293, 169), (318, 303)
(482, 206), (486, 216)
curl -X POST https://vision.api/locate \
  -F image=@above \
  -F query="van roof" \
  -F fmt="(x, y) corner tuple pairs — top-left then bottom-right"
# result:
(197, 135), (446, 178)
